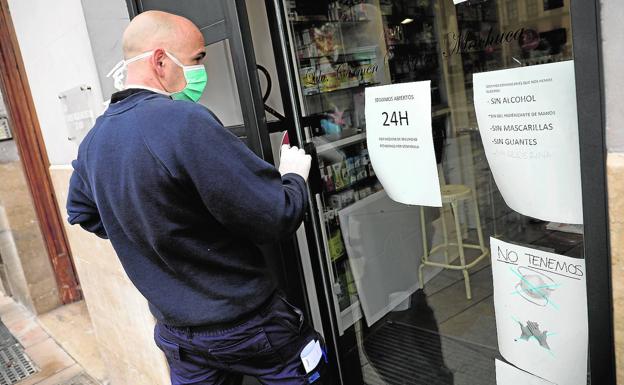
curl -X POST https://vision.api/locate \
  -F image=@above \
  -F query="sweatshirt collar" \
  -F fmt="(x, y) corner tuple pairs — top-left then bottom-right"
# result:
(105, 89), (168, 116)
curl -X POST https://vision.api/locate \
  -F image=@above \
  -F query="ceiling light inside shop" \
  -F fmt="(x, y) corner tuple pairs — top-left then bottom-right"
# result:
(401, 18), (414, 24)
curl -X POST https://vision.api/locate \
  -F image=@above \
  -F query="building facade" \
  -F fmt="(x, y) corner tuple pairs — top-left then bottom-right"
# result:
(0, 0), (621, 384)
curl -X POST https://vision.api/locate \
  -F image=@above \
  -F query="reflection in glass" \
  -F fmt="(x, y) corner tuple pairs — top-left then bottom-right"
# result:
(199, 39), (244, 127)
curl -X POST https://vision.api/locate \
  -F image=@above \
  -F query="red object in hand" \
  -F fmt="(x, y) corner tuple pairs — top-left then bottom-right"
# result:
(281, 131), (290, 147)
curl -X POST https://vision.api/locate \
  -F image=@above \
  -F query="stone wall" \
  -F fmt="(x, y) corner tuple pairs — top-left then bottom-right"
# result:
(50, 166), (170, 385)
(608, 154), (624, 384)
(0, 140), (60, 314)
(602, 0), (624, 381)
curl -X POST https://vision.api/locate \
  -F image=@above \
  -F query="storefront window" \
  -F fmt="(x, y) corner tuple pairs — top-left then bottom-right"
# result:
(285, 0), (586, 384)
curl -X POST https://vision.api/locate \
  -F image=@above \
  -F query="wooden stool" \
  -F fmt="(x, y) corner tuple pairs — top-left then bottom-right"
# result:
(418, 184), (489, 299)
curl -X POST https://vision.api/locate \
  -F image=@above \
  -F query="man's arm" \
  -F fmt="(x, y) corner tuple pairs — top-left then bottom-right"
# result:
(173, 109), (310, 244)
(67, 160), (108, 239)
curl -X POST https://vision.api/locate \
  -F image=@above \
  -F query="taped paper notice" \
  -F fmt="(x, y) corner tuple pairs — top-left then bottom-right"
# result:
(473, 61), (582, 224)
(496, 359), (554, 385)
(491, 237), (588, 385)
(365, 81), (441, 207)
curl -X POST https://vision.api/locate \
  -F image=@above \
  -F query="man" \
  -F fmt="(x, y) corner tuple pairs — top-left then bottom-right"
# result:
(67, 10), (328, 385)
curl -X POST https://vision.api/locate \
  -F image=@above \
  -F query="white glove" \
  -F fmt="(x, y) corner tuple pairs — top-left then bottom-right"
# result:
(279, 145), (312, 181)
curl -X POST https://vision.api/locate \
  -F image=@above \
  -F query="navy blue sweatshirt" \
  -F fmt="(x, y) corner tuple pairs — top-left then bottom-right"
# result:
(67, 90), (308, 326)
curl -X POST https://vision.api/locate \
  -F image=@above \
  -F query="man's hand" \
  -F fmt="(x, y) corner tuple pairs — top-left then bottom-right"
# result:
(279, 145), (312, 181)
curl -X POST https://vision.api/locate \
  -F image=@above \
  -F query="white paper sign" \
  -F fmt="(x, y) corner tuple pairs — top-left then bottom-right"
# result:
(300, 339), (323, 373)
(365, 81), (441, 207)
(496, 359), (554, 385)
(473, 61), (582, 224)
(491, 237), (588, 385)
(454, 0), (468, 4)
(338, 190), (424, 328)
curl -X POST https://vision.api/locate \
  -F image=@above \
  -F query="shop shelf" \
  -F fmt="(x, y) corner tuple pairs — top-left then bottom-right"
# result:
(303, 82), (379, 97)
(291, 19), (372, 27)
(297, 46), (378, 61)
(387, 42), (437, 48)
(330, 251), (348, 264)
(314, 131), (366, 154)
(339, 300), (363, 333)
(325, 175), (378, 195)
(433, 106), (451, 117)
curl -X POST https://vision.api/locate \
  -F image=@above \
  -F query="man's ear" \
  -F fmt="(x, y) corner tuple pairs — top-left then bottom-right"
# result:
(151, 49), (167, 77)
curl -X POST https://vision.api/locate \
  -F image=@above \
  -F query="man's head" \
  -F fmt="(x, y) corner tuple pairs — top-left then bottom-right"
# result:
(122, 11), (206, 94)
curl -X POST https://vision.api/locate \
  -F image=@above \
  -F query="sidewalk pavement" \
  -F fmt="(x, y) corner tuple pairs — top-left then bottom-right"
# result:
(0, 295), (103, 385)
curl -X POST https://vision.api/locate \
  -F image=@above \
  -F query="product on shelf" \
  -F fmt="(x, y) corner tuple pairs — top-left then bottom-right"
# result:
(340, 166), (350, 189)
(356, 164), (368, 181)
(328, 194), (341, 210)
(328, 229), (346, 261)
(314, 24), (338, 57)
(300, 66), (319, 95)
(328, 108), (352, 130)
(320, 166), (334, 192)
(345, 158), (356, 184)
(319, 62), (339, 92)
(321, 118), (341, 135)
(358, 186), (373, 200)
(336, 63), (360, 88)
(325, 209), (346, 261)
(327, 0), (370, 22)
(332, 161), (347, 190)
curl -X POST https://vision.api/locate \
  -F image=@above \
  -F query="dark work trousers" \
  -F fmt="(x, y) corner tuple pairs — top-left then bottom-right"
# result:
(153, 292), (332, 385)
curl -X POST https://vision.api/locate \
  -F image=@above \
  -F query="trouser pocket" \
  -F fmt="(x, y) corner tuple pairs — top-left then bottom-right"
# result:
(154, 324), (181, 362)
(274, 294), (305, 334)
(208, 328), (276, 365)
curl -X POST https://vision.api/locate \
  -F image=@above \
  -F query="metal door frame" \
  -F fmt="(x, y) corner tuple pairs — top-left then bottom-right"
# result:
(266, 0), (616, 384)
(570, 1), (616, 383)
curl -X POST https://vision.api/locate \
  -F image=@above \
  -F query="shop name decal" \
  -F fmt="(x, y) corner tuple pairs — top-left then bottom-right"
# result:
(301, 63), (379, 85)
(443, 27), (527, 57)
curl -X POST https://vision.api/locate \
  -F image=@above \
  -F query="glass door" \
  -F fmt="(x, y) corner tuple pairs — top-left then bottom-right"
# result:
(280, 0), (588, 384)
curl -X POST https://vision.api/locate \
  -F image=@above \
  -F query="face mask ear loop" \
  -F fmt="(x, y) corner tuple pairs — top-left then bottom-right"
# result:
(164, 51), (185, 68)
(106, 60), (127, 91)
(106, 60), (125, 78)
(164, 52), (205, 73)
(106, 51), (155, 91)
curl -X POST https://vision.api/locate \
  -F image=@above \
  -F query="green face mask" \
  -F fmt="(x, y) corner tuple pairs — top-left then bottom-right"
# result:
(166, 51), (208, 102)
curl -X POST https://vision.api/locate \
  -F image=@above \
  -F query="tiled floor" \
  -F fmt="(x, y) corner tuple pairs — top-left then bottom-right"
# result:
(0, 296), (105, 385)
(356, 256), (499, 385)
(38, 302), (107, 383)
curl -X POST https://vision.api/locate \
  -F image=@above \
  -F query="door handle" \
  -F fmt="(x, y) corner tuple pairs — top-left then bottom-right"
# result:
(304, 141), (323, 196)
